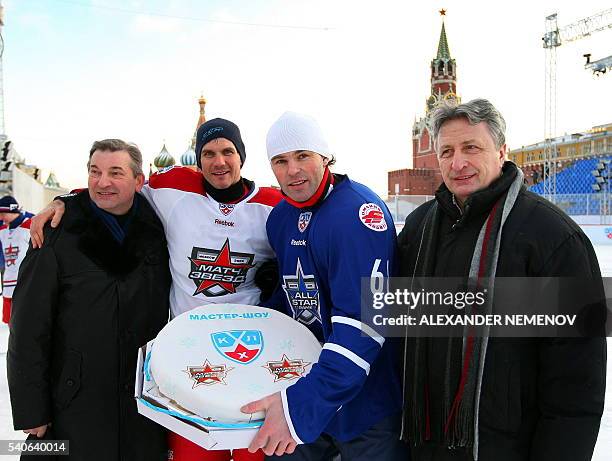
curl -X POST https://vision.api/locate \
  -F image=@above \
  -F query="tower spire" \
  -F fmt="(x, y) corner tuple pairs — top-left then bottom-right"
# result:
(196, 95), (207, 130)
(436, 20), (451, 60)
(191, 95), (207, 151)
(426, 8), (458, 112)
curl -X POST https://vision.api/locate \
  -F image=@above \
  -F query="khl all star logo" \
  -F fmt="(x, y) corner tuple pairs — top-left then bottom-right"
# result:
(281, 258), (321, 325)
(263, 354), (311, 382)
(188, 239), (254, 297)
(184, 359), (233, 387)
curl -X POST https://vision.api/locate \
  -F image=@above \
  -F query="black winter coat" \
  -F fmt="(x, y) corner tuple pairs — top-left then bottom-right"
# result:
(8, 191), (171, 461)
(398, 164), (606, 461)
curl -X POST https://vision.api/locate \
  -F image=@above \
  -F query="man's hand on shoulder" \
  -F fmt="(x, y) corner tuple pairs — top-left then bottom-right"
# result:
(241, 392), (297, 456)
(30, 200), (66, 249)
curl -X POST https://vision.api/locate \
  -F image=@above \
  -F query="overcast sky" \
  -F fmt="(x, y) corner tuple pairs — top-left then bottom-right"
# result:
(4, 0), (611, 195)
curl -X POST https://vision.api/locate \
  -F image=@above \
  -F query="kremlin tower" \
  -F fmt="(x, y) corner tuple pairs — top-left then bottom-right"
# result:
(388, 10), (460, 196)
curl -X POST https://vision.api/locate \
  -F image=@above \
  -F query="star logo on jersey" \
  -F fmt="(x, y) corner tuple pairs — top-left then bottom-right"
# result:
(263, 354), (311, 382)
(281, 258), (321, 325)
(4, 244), (19, 267)
(184, 359), (233, 387)
(211, 330), (263, 364)
(219, 203), (235, 216)
(188, 239), (255, 297)
(298, 212), (312, 233)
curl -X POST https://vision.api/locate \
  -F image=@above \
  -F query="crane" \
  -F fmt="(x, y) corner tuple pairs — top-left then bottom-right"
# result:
(541, 8), (612, 198)
(584, 53), (612, 76)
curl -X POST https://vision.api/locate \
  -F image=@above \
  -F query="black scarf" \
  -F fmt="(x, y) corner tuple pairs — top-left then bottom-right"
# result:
(204, 177), (254, 204)
(89, 195), (139, 244)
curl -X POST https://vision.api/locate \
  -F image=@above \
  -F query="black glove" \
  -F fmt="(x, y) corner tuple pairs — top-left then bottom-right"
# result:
(254, 259), (280, 303)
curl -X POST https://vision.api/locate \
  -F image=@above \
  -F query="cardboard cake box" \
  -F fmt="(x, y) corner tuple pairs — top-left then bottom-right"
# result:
(134, 340), (260, 450)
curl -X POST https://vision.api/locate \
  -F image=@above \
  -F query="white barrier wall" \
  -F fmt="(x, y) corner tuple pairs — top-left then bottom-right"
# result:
(11, 166), (68, 213)
(395, 221), (612, 246)
(580, 225), (612, 246)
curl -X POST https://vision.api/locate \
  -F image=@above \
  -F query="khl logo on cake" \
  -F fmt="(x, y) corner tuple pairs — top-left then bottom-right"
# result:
(211, 330), (263, 364)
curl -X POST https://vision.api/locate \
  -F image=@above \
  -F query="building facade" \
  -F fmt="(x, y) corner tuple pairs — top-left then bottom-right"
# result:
(508, 123), (612, 184)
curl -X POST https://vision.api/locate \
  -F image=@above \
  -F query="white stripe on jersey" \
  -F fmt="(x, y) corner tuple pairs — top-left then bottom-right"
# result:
(331, 315), (385, 347)
(322, 343), (370, 375)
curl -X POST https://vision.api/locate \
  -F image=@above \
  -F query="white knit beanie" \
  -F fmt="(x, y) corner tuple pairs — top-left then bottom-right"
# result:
(266, 111), (330, 161)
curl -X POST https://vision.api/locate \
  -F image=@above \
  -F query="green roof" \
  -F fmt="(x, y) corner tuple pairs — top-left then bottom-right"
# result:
(436, 22), (451, 59)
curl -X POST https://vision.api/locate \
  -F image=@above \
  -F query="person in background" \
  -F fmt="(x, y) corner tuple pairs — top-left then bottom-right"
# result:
(0, 199), (33, 279)
(0, 195), (32, 324)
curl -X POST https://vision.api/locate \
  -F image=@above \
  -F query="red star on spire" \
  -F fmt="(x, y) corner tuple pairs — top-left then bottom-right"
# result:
(439, 9), (446, 16)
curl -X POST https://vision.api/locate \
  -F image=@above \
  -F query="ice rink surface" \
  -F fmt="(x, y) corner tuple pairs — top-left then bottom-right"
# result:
(1, 246), (611, 460)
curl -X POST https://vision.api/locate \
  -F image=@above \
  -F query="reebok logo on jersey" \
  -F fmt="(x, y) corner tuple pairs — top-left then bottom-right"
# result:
(188, 239), (255, 297)
(291, 239), (306, 246)
(215, 219), (235, 227)
(281, 258), (321, 326)
(359, 203), (387, 232)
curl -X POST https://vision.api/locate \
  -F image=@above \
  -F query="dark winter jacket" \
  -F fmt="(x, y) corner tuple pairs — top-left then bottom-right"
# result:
(8, 190), (171, 461)
(398, 162), (607, 461)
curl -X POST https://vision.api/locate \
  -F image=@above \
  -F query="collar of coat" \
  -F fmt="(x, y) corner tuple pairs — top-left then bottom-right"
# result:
(434, 161), (521, 227)
(60, 190), (167, 276)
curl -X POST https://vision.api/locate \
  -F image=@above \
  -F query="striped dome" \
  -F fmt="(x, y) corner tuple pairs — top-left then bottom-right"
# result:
(154, 144), (175, 168)
(180, 146), (197, 166)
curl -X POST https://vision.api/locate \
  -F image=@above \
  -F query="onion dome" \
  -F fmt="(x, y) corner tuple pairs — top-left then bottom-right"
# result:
(153, 143), (175, 169)
(180, 146), (197, 166)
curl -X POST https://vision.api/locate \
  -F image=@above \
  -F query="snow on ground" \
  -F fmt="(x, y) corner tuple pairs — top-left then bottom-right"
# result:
(1, 247), (612, 460)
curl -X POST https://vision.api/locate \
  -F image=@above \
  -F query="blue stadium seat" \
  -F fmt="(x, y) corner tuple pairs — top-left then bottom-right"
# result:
(529, 157), (611, 195)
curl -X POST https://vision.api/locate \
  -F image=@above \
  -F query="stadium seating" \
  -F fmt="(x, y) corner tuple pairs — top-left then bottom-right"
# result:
(529, 156), (612, 215)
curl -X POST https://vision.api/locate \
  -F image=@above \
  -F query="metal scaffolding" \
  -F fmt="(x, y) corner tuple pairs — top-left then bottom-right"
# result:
(541, 8), (612, 202)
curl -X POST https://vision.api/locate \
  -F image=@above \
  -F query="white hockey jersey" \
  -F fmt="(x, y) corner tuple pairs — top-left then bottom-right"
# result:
(143, 166), (282, 317)
(0, 217), (31, 298)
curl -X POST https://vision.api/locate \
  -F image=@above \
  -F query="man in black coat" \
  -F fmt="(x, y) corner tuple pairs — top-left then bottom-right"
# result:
(398, 99), (607, 461)
(8, 139), (171, 461)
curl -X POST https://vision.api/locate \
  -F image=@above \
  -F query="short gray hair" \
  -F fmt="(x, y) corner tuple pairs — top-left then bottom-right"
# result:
(430, 98), (506, 150)
(87, 139), (143, 177)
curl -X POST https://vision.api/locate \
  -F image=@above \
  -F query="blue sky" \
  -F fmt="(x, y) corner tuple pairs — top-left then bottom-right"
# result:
(3, 0), (612, 194)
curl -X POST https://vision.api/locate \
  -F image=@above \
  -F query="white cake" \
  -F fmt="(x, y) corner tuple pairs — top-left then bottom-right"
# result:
(149, 304), (321, 423)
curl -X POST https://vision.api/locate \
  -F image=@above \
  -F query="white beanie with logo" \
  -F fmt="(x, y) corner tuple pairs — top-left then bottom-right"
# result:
(266, 111), (330, 161)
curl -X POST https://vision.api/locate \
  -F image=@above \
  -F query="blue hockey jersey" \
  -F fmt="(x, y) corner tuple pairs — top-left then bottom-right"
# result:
(266, 175), (402, 443)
